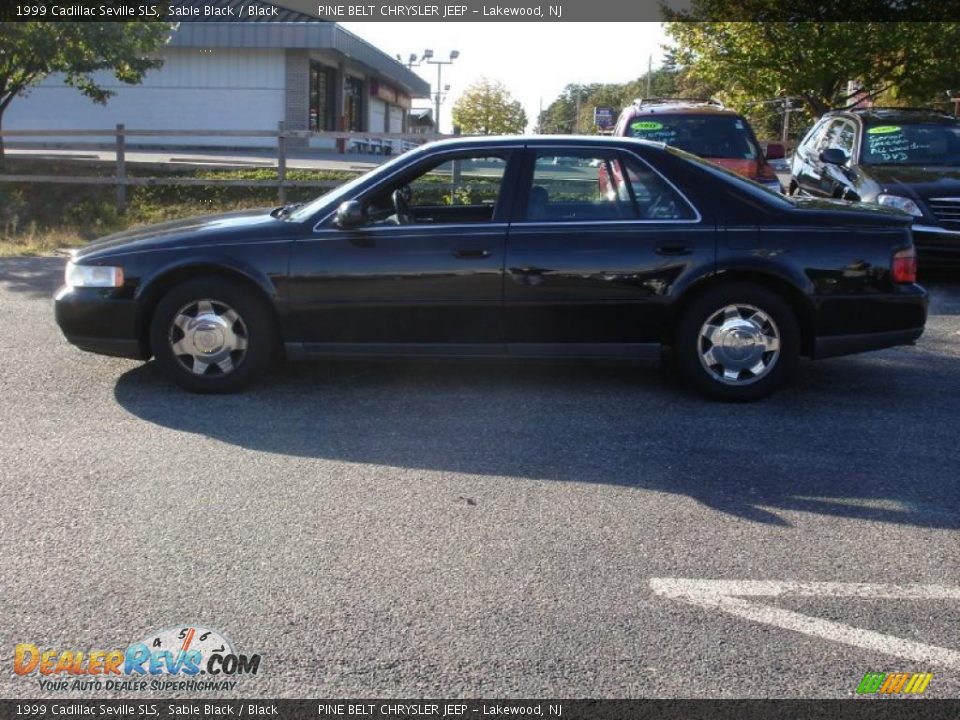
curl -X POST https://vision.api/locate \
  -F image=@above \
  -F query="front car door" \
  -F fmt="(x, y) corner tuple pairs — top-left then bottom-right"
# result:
(287, 148), (520, 353)
(503, 144), (712, 355)
(793, 118), (831, 195)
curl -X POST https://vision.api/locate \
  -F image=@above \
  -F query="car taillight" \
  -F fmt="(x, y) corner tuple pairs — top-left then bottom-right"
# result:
(892, 248), (917, 283)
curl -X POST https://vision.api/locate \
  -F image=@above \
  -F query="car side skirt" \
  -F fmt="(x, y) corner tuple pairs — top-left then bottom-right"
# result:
(285, 342), (661, 361)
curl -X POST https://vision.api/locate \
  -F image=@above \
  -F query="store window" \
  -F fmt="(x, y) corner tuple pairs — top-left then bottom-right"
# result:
(309, 62), (336, 132)
(345, 76), (365, 133)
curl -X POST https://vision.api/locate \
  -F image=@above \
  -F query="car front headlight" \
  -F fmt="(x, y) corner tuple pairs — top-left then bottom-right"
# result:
(876, 194), (923, 217)
(65, 261), (124, 288)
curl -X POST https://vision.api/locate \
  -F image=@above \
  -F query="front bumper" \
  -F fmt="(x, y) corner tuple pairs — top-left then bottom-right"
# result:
(54, 285), (146, 360)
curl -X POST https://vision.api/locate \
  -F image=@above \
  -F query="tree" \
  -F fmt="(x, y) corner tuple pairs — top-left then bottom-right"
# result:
(0, 21), (171, 157)
(665, 17), (960, 118)
(535, 67), (697, 136)
(451, 78), (528, 136)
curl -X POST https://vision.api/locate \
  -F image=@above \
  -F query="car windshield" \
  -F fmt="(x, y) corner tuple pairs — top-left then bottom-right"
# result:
(626, 114), (760, 160)
(285, 149), (422, 222)
(860, 121), (960, 166)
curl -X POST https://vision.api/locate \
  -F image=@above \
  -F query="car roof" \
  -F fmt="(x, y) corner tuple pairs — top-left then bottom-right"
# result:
(626, 105), (740, 117)
(412, 134), (667, 151)
(827, 107), (958, 125)
(621, 99), (742, 118)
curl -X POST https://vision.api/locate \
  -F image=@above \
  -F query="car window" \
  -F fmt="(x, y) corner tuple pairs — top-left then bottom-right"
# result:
(816, 119), (846, 153)
(798, 119), (828, 152)
(860, 122), (960, 166)
(829, 121), (857, 158)
(667, 145), (794, 208)
(620, 154), (698, 220)
(527, 152), (636, 221)
(524, 150), (696, 222)
(625, 114), (760, 160)
(363, 153), (509, 226)
(407, 156), (505, 208)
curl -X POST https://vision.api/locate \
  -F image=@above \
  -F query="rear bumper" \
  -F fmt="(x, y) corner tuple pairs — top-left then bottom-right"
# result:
(814, 326), (924, 360)
(812, 282), (927, 359)
(54, 285), (146, 360)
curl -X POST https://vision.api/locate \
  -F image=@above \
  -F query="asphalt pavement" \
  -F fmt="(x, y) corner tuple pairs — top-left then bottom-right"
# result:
(1, 256), (959, 699)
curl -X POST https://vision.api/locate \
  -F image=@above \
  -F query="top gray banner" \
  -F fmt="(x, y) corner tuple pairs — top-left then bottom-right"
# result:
(0, 0), (952, 21)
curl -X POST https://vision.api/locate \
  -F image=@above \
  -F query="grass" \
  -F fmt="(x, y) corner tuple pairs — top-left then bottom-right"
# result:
(0, 158), (359, 256)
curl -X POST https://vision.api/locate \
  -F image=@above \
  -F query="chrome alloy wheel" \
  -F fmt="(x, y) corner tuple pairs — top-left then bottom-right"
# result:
(168, 299), (248, 376)
(698, 304), (781, 385)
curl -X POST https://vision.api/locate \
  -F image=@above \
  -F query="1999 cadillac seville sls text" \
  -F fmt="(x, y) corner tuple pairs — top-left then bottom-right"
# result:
(54, 136), (927, 401)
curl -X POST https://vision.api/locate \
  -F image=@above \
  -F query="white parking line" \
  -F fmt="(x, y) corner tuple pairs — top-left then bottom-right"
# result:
(650, 578), (960, 669)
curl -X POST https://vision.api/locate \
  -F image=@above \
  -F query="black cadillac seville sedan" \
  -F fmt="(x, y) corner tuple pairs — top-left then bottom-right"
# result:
(54, 136), (928, 401)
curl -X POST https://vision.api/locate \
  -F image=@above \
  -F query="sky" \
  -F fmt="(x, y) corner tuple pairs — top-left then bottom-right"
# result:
(339, 22), (670, 133)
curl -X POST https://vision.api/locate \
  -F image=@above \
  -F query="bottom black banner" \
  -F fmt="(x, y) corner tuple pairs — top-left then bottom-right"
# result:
(1, 700), (958, 720)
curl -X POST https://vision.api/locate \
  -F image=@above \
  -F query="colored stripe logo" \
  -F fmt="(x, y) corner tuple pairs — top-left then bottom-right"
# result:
(856, 672), (932, 694)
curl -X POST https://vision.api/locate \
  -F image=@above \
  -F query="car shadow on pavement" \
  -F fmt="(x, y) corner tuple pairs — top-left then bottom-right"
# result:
(0, 256), (65, 298)
(113, 345), (960, 530)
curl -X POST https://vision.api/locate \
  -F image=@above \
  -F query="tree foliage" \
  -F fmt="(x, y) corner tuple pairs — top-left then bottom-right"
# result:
(451, 78), (528, 135)
(0, 21), (171, 155)
(535, 66), (706, 135)
(665, 20), (960, 117)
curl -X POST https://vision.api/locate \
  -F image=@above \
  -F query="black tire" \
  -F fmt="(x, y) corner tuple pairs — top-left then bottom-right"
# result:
(674, 283), (799, 402)
(149, 277), (276, 393)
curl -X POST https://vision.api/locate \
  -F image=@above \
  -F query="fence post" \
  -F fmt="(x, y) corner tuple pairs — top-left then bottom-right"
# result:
(277, 121), (286, 205)
(115, 124), (127, 213)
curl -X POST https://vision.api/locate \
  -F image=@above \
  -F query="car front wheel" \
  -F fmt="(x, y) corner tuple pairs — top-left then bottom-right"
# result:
(149, 277), (276, 393)
(674, 283), (799, 402)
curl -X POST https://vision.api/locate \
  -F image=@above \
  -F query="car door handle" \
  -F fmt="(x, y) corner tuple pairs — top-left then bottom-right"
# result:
(453, 248), (491, 259)
(655, 245), (692, 256)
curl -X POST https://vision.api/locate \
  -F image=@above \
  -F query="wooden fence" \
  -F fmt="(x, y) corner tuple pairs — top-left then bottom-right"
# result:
(0, 124), (443, 210)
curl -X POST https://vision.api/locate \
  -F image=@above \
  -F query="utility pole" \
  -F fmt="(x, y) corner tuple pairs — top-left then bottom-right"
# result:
(781, 97), (795, 144)
(646, 54), (652, 98)
(419, 49), (459, 135)
(575, 89), (581, 134)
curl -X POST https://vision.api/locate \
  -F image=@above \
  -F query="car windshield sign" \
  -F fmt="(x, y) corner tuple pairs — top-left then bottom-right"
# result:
(861, 122), (960, 166)
(627, 114), (759, 160)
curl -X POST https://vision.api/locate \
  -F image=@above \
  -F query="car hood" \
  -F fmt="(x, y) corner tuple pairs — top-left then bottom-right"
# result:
(73, 207), (287, 260)
(862, 164), (960, 198)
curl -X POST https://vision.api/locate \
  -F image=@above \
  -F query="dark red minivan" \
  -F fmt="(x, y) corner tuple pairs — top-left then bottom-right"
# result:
(613, 98), (784, 192)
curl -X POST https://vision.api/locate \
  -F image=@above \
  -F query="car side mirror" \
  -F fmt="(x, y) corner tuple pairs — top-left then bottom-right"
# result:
(334, 200), (365, 229)
(819, 148), (849, 166)
(765, 143), (785, 160)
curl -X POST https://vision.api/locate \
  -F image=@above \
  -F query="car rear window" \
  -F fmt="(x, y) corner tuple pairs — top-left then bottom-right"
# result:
(861, 122), (960, 166)
(626, 114), (760, 160)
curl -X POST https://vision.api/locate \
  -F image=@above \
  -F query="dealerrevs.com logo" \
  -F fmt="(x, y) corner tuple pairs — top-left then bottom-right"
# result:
(14, 625), (261, 692)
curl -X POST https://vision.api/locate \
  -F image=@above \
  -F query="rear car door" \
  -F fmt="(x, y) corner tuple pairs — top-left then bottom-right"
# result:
(503, 145), (712, 353)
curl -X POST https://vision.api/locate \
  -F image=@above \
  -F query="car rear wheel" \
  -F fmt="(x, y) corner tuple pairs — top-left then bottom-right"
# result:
(674, 283), (799, 401)
(150, 277), (276, 393)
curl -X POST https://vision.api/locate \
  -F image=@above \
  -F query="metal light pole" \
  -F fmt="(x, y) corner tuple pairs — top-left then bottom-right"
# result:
(422, 49), (459, 134)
